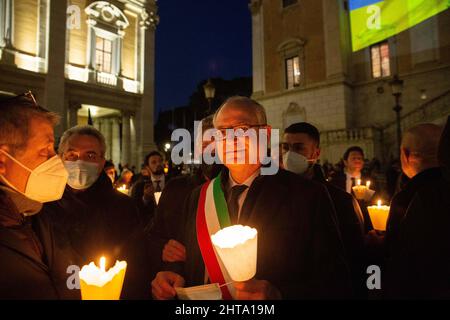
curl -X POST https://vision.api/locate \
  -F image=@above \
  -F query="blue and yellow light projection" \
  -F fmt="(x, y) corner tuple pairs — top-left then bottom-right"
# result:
(349, 0), (450, 51)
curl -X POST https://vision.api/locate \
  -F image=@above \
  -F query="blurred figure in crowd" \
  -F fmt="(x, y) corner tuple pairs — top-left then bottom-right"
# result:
(104, 160), (117, 185)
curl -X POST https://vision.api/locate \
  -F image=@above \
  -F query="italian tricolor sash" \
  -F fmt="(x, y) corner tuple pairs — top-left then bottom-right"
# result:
(196, 176), (235, 300)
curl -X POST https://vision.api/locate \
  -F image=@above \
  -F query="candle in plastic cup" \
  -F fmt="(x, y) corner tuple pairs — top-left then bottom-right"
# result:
(117, 185), (129, 196)
(154, 191), (162, 205)
(352, 182), (368, 200)
(367, 200), (390, 231)
(211, 225), (257, 282)
(79, 257), (127, 300)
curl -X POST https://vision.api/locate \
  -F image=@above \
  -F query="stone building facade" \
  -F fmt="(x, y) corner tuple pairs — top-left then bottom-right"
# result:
(0, 0), (159, 168)
(250, 0), (450, 163)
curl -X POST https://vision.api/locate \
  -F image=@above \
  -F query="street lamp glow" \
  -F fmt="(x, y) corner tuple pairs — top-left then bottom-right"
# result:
(165, 143), (171, 150)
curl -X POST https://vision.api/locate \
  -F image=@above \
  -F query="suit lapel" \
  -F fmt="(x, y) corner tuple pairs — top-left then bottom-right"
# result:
(239, 175), (265, 226)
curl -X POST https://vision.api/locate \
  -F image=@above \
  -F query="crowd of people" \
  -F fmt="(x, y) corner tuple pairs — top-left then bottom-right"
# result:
(0, 93), (449, 300)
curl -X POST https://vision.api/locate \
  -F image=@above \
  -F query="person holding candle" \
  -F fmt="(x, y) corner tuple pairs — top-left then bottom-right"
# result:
(145, 115), (223, 283)
(43, 125), (151, 299)
(281, 122), (366, 298)
(385, 118), (450, 298)
(384, 123), (443, 256)
(130, 151), (170, 226)
(0, 94), (70, 299)
(152, 96), (351, 300)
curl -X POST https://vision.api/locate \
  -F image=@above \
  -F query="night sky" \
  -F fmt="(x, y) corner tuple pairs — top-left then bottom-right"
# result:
(155, 0), (252, 116)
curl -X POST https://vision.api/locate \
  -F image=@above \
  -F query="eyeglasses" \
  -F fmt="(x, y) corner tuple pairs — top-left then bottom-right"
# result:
(215, 124), (267, 140)
(0, 90), (39, 108)
(64, 151), (102, 162)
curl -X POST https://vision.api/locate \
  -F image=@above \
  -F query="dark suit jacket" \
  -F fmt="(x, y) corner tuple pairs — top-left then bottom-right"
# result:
(385, 167), (443, 256)
(166, 168), (352, 299)
(385, 169), (450, 299)
(312, 166), (366, 298)
(0, 188), (78, 299)
(130, 174), (171, 226)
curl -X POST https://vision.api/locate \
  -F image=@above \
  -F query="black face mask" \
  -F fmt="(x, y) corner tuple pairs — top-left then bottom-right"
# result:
(200, 163), (223, 180)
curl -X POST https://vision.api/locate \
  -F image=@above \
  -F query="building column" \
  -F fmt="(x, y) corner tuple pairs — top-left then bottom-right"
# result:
(44, 0), (67, 139)
(137, 2), (159, 162)
(130, 114), (138, 168)
(322, 0), (349, 80)
(103, 118), (113, 161)
(37, 0), (49, 72)
(249, 0), (265, 97)
(86, 19), (97, 83)
(111, 117), (121, 167)
(121, 112), (131, 166)
(68, 102), (81, 128)
(0, 0), (15, 65)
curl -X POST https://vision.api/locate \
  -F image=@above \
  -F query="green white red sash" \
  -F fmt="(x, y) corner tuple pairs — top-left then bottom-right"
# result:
(196, 176), (235, 300)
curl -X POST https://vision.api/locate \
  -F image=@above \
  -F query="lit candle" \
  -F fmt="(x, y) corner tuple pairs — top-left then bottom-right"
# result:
(117, 185), (129, 196)
(352, 180), (367, 200)
(366, 180), (371, 189)
(211, 225), (258, 282)
(79, 256), (127, 300)
(154, 191), (162, 205)
(367, 200), (390, 231)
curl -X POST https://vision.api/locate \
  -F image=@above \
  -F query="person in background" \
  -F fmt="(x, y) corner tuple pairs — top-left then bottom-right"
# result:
(43, 125), (150, 299)
(282, 122), (366, 298)
(0, 93), (69, 299)
(116, 168), (134, 189)
(145, 115), (223, 284)
(104, 160), (117, 185)
(385, 119), (449, 298)
(384, 123), (443, 255)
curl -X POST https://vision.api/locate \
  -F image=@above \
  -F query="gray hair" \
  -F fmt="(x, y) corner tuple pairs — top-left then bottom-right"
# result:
(59, 125), (106, 157)
(0, 97), (60, 155)
(213, 96), (267, 126)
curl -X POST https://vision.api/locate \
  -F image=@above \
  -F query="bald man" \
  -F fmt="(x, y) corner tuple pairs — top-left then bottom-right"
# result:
(385, 118), (450, 298)
(385, 123), (443, 254)
(152, 96), (351, 300)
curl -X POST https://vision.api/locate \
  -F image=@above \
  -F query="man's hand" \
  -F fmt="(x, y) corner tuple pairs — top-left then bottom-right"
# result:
(234, 279), (281, 300)
(162, 239), (186, 262)
(365, 229), (385, 246)
(143, 182), (155, 202)
(151, 271), (185, 300)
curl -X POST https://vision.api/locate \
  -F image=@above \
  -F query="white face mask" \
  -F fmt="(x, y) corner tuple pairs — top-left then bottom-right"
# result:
(64, 160), (100, 190)
(0, 150), (68, 203)
(283, 151), (315, 175)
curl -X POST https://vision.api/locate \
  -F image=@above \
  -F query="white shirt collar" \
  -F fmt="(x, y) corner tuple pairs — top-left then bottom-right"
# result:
(228, 169), (260, 190)
(151, 174), (165, 182)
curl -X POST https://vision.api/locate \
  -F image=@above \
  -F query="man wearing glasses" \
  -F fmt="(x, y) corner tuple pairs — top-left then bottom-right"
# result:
(152, 96), (351, 300)
(43, 125), (151, 299)
(0, 93), (69, 299)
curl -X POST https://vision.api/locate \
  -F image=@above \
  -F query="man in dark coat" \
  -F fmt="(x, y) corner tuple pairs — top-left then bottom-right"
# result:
(43, 125), (150, 299)
(0, 95), (71, 299)
(385, 123), (443, 254)
(282, 122), (366, 298)
(385, 118), (449, 299)
(152, 96), (351, 300)
(130, 151), (170, 225)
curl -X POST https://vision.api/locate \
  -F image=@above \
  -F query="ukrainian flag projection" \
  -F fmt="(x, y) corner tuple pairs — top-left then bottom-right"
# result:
(349, 0), (450, 51)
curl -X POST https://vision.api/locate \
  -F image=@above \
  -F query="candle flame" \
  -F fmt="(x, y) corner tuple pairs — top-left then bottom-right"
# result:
(100, 256), (106, 272)
(357, 179), (361, 186)
(377, 199), (382, 207)
(366, 181), (371, 188)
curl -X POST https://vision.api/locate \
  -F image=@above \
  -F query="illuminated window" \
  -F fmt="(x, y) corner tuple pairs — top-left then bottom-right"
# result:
(96, 37), (112, 73)
(371, 41), (391, 78)
(286, 56), (301, 89)
(282, 0), (298, 8)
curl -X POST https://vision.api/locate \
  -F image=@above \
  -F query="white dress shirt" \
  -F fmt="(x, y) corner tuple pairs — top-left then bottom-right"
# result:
(227, 169), (260, 222)
(151, 174), (165, 191)
(345, 171), (361, 194)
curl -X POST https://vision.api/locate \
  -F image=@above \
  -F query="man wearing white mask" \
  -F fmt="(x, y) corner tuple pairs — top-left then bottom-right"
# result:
(43, 125), (151, 299)
(0, 93), (69, 299)
(282, 122), (366, 298)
